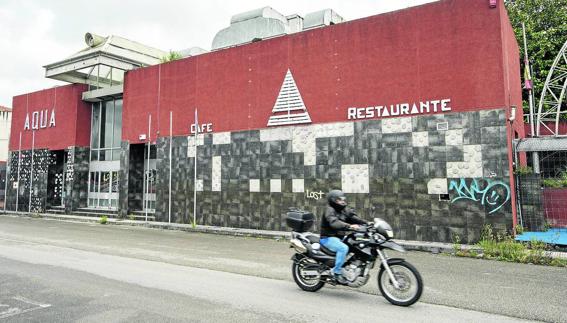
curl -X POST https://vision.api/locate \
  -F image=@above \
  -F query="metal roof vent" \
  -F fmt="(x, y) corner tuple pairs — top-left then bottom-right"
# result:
(212, 7), (344, 50)
(179, 47), (209, 58)
(303, 9), (344, 30)
(212, 7), (289, 50)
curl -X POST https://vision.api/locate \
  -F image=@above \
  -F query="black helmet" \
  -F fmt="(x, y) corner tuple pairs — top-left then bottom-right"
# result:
(327, 190), (347, 210)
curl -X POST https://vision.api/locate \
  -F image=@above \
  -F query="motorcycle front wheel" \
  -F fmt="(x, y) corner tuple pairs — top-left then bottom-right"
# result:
(378, 260), (423, 306)
(291, 256), (325, 292)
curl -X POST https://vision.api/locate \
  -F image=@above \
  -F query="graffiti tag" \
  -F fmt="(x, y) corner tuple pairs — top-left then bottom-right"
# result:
(306, 190), (325, 200)
(448, 178), (510, 214)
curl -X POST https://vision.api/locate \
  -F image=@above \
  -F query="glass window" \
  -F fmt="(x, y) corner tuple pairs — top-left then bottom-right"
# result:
(100, 101), (113, 149)
(112, 148), (121, 161)
(97, 65), (112, 87)
(148, 170), (156, 194)
(89, 172), (99, 193)
(100, 172), (110, 193)
(105, 100), (114, 149)
(113, 99), (122, 148)
(91, 99), (122, 156)
(91, 103), (100, 149)
(111, 172), (119, 193)
(110, 68), (125, 85)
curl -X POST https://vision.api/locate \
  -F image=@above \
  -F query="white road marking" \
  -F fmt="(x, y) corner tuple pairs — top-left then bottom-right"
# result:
(0, 296), (51, 319)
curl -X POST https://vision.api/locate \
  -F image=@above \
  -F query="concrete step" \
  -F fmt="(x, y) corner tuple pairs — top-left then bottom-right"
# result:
(46, 208), (65, 214)
(130, 215), (156, 221)
(72, 208), (119, 218)
(130, 211), (155, 221)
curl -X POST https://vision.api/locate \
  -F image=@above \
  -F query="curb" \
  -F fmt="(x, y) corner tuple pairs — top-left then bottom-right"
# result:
(3, 211), (565, 260)
(1, 211), (462, 253)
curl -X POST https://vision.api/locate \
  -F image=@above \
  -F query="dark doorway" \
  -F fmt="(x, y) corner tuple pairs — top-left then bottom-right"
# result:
(47, 150), (65, 208)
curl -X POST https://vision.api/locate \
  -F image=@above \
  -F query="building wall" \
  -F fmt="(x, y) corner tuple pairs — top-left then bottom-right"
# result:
(63, 147), (90, 212)
(149, 109), (512, 243)
(6, 149), (52, 212)
(122, 0), (516, 144)
(6, 0), (522, 243)
(9, 84), (90, 151)
(5, 146), (89, 213)
(499, 2), (525, 229)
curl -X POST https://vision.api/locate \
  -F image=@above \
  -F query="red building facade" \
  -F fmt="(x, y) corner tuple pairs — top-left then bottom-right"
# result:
(6, 0), (524, 242)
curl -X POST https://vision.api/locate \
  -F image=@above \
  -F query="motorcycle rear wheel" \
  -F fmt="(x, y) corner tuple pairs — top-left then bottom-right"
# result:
(378, 260), (423, 306)
(292, 256), (325, 292)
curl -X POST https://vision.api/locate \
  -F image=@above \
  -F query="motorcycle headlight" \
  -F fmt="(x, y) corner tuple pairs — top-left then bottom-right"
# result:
(374, 218), (394, 239)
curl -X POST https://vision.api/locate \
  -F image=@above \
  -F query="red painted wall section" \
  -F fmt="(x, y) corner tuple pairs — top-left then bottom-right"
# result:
(122, 65), (160, 141)
(122, 0), (516, 144)
(543, 189), (567, 227)
(9, 84), (90, 151)
(500, 3), (525, 138)
(498, 1), (524, 229)
(525, 122), (567, 136)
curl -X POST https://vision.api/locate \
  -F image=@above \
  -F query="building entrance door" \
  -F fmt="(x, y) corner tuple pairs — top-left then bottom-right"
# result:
(88, 161), (119, 209)
(142, 145), (156, 213)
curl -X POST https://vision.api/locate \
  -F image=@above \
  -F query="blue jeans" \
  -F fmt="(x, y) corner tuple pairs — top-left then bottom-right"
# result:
(320, 237), (348, 275)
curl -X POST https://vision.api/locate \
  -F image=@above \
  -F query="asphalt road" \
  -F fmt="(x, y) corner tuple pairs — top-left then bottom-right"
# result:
(0, 215), (564, 322)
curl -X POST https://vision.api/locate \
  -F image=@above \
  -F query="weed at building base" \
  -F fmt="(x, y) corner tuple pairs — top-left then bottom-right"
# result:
(453, 224), (567, 267)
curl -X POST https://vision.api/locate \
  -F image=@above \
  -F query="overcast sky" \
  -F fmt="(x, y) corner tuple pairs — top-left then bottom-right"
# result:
(0, 0), (438, 108)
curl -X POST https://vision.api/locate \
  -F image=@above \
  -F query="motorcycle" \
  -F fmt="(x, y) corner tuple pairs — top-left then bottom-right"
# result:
(287, 209), (423, 306)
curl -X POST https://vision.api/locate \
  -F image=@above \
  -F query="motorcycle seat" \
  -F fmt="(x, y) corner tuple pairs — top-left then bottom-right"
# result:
(319, 244), (337, 256)
(304, 234), (337, 256)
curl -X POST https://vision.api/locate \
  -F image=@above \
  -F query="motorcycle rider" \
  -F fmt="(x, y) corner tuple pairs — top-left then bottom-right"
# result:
(320, 190), (368, 284)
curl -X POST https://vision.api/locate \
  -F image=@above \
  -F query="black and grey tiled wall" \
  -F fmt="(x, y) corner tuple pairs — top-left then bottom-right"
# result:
(142, 108), (513, 243)
(6, 149), (53, 213)
(4, 109), (512, 243)
(6, 147), (89, 213)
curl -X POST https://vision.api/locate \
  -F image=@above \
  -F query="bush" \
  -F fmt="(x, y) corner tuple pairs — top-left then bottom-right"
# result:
(543, 178), (567, 188)
(100, 216), (108, 225)
(472, 224), (566, 267)
(161, 51), (182, 63)
(543, 170), (567, 188)
(514, 165), (533, 175)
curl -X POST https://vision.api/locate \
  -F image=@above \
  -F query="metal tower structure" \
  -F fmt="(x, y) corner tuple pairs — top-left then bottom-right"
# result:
(536, 40), (567, 137)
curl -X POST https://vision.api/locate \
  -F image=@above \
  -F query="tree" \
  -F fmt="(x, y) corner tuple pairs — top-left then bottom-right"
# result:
(505, 0), (567, 115)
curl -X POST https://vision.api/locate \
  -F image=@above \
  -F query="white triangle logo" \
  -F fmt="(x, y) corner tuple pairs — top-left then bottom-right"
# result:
(267, 69), (312, 127)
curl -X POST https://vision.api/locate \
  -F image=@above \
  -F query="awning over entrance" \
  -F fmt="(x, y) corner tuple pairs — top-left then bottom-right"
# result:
(516, 137), (567, 152)
(43, 33), (167, 88)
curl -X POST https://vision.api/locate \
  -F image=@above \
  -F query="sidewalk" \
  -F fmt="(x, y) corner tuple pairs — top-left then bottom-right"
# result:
(2, 210), (566, 259)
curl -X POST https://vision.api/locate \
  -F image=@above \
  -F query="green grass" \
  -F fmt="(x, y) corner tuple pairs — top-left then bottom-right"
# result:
(453, 224), (567, 267)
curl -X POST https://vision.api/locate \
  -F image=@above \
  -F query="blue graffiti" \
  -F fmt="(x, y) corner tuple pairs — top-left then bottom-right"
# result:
(448, 178), (511, 214)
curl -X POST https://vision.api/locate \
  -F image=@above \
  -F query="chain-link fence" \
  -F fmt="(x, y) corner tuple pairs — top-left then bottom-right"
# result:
(518, 151), (567, 232)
